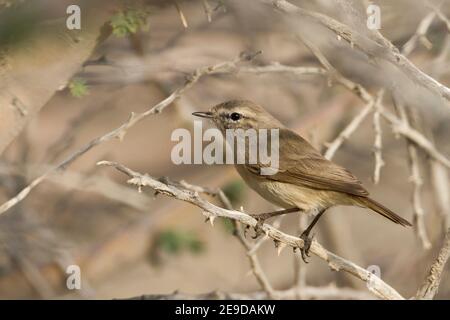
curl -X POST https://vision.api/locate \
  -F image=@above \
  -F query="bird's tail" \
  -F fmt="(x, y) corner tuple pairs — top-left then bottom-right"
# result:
(357, 197), (412, 227)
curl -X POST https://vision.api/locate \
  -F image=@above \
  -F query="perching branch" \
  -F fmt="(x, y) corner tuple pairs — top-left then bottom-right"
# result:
(97, 160), (405, 300)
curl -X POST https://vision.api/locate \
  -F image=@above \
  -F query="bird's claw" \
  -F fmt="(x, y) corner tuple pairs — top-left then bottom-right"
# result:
(299, 231), (314, 263)
(249, 215), (265, 239)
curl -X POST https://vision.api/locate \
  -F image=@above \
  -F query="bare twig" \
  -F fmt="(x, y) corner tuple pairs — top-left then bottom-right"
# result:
(237, 63), (326, 77)
(372, 91), (385, 184)
(258, 0), (450, 102)
(201, 0), (213, 22)
(301, 39), (450, 170)
(98, 160), (405, 300)
(430, 159), (450, 230)
(380, 110), (450, 170)
(401, 11), (435, 56)
(296, 36), (378, 160)
(393, 100), (431, 249)
(426, 31), (450, 232)
(173, 0), (188, 28)
(416, 228), (450, 299)
(324, 100), (375, 160)
(0, 162), (152, 211)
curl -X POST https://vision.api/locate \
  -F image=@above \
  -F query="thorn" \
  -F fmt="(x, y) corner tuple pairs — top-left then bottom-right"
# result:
(273, 239), (280, 248)
(243, 225), (250, 238)
(277, 243), (287, 256)
(209, 215), (216, 227)
(204, 213), (216, 226)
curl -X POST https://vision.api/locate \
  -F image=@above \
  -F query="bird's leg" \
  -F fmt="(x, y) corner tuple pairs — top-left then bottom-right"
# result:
(299, 209), (326, 263)
(247, 207), (300, 239)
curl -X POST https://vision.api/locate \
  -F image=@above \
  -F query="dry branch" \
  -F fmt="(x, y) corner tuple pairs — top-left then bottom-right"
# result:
(393, 101), (431, 249)
(257, 0), (450, 102)
(201, 0), (213, 22)
(416, 228), (450, 299)
(97, 160), (405, 300)
(401, 12), (435, 56)
(324, 100), (375, 160)
(298, 36), (450, 170)
(372, 91), (385, 184)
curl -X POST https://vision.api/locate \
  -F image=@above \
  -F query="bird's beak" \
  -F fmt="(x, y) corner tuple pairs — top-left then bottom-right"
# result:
(192, 111), (213, 119)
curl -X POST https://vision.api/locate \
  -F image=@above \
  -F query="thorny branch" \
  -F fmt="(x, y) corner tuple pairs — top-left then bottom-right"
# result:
(258, 0), (450, 102)
(97, 160), (405, 300)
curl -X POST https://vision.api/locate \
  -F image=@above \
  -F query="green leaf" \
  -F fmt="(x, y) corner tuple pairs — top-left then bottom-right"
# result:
(155, 229), (205, 255)
(222, 180), (246, 205)
(68, 78), (88, 98)
(219, 217), (236, 234)
(110, 8), (149, 38)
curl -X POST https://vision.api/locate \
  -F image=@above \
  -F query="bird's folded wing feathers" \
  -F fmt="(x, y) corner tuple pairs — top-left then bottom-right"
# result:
(246, 129), (369, 197)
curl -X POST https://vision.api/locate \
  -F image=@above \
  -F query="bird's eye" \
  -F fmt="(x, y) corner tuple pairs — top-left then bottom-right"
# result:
(230, 112), (242, 121)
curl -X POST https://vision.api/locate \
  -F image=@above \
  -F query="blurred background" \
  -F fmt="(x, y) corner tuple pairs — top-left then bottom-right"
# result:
(0, 0), (449, 299)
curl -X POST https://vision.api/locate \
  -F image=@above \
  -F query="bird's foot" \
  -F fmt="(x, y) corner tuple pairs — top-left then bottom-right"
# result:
(246, 214), (266, 239)
(299, 231), (314, 263)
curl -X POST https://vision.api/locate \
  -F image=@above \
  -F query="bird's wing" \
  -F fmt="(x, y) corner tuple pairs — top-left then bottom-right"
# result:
(246, 128), (369, 197)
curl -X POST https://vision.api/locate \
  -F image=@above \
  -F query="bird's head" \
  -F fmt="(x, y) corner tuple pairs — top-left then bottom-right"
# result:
(192, 100), (282, 132)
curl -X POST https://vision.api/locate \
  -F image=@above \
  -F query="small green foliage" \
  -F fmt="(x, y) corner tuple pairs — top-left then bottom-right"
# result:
(68, 78), (88, 98)
(0, 2), (39, 47)
(110, 8), (149, 38)
(219, 217), (236, 234)
(222, 180), (246, 205)
(155, 229), (204, 255)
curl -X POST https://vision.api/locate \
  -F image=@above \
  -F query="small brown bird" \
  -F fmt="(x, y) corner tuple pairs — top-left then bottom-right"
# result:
(193, 100), (411, 262)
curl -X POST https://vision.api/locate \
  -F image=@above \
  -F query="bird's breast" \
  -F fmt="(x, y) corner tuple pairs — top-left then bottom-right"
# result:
(234, 165), (334, 213)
